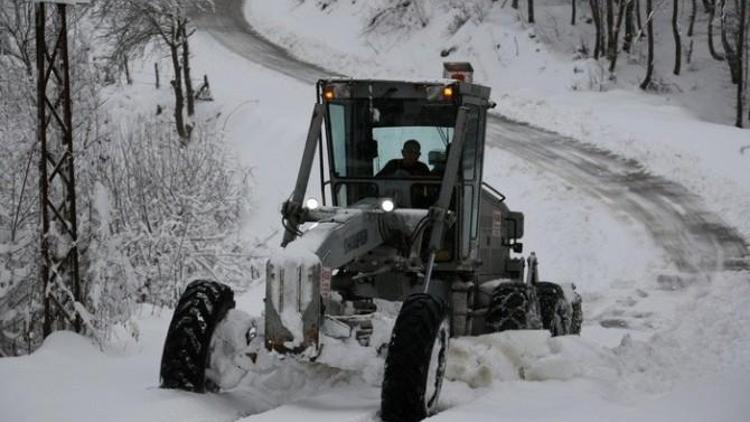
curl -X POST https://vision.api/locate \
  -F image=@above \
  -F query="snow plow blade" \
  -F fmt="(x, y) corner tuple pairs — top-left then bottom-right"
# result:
(265, 255), (321, 355)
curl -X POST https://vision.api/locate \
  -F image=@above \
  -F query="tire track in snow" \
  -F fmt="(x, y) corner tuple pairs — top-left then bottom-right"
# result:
(486, 116), (749, 274)
(195, 1), (338, 84)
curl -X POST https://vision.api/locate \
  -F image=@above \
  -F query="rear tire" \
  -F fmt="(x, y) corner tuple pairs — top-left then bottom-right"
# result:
(570, 299), (583, 335)
(486, 282), (541, 331)
(536, 282), (570, 336)
(160, 280), (235, 393)
(381, 293), (449, 422)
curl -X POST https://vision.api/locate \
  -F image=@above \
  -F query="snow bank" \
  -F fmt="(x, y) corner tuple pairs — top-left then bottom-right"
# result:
(446, 330), (619, 388)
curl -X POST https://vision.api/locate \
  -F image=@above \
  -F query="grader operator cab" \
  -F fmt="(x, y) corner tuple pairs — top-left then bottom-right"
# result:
(159, 63), (582, 422)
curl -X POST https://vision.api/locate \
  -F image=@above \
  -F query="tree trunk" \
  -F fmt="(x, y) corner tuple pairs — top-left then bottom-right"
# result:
(720, 0), (741, 83)
(528, 0), (535, 23)
(708, 0), (725, 60)
(641, 0), (654, 89)
(624, 0), (635, 52)
(606, 0), (615, 59)
(123, 55), (132, 85)
(590, 0), (603, 59)
(609, 0), (628, 72)
(169, 38), (187, 139)
(736, 0), (746, 127)
(600, 1), (607, 56)
(688, 0), (697, 37)
(180, 22), (194, 117)
(572, 0), (577, 25)
(635, 0), (643, 33)
(673, 0), (682, 75)
(512, 0), (519, 9)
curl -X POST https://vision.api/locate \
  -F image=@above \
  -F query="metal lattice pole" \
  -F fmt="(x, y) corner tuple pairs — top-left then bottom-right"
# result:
(35, 1), (83, 337)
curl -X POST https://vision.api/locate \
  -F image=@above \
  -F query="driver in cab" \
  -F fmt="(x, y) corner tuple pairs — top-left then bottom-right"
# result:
(375, 139), (431, 178)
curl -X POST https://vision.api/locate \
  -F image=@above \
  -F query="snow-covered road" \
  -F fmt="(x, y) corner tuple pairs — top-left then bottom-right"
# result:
(195, 0), (336, 84)
(487, 116), (749, 274)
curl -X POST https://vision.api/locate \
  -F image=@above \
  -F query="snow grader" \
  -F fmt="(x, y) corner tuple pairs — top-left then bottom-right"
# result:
(159, 63), (582, 422)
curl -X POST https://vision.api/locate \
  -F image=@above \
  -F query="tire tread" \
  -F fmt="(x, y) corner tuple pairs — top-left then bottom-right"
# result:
(381, 293), (447, 422)
(159, 280), (235, 393)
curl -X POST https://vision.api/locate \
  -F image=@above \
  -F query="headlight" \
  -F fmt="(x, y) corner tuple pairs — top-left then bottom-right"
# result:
(380, 198), (395, 212)
(245, 320), (257, 344)
(305, 197), (320, 210)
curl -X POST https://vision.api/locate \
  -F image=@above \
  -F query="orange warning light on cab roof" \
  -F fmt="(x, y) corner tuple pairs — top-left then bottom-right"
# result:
(442, 86), (454, 99)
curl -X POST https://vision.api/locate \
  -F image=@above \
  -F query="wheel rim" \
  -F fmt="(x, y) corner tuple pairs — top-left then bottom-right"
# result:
(425, 318), (449, 414)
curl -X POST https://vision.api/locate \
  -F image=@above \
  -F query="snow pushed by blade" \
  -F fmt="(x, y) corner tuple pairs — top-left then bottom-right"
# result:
(446, 330), (619, 388)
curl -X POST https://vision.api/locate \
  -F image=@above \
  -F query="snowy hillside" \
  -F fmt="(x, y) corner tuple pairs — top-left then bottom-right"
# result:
(1, 0), (749, 421)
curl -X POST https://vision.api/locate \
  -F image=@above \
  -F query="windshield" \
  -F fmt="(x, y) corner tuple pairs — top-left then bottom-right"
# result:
(326, 99), (457, 179)
(372, 126), (452, 174)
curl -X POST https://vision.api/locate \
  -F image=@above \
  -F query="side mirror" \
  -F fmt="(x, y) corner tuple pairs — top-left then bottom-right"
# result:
(504, 211), (524, 239)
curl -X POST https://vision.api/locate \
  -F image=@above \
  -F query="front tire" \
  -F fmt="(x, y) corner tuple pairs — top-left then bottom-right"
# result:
(381, 293), (449, 422)
(160, 280), (235, 393)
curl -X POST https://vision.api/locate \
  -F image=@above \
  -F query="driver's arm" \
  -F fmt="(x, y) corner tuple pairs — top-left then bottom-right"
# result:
(414, 162), (431, 176)
(376, 159), (399, 177)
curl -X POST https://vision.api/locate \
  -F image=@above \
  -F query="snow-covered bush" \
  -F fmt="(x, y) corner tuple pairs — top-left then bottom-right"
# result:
(0, 28), (43, 356)
(78, 182), (137, 342)
(364, 0), (430, 36)
(570, 58), (606, 91)
(1, 4), (255, 353)
(443, 0), (493, 35)
(88, 120), (253, 309)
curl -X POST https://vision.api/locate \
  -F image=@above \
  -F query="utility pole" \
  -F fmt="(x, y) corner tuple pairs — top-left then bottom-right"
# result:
(33, 0), (89, 337)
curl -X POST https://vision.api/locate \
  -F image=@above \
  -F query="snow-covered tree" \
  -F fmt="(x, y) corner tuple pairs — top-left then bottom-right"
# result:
(94, 0), (213, 139)
(717, 0), (748, 126)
